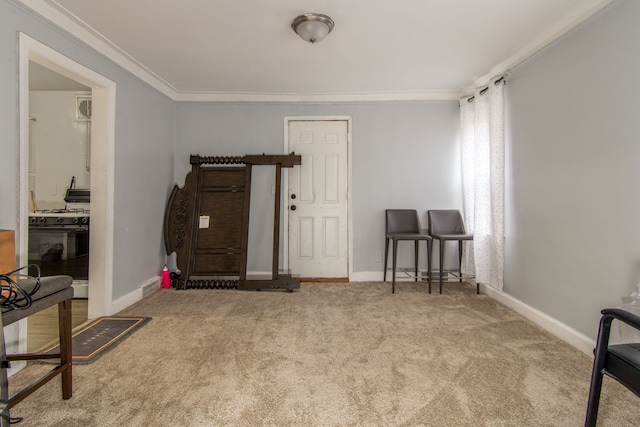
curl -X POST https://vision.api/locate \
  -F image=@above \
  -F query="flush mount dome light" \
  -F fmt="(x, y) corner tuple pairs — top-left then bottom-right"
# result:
(291, 13), (335, 44)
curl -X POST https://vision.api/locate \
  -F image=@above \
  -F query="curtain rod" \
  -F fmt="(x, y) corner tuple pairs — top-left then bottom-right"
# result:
(465, 71), (511, 103)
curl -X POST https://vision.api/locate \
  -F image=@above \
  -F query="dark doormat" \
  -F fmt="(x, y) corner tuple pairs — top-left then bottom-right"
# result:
(42, 317), (151, 365)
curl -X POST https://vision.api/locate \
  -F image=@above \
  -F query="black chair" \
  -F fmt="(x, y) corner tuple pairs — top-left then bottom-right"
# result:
(427, 210), (476, 294)
(383, 209), (432, 294)
(1, 275), (73, 413)
(585, 308), (640, 426)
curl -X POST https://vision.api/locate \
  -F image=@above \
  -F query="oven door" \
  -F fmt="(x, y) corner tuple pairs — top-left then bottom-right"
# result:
(28, 226), (89, 296)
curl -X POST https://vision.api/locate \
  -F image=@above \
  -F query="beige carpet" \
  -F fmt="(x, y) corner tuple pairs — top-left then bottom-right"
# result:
(8, 282), (640, 426)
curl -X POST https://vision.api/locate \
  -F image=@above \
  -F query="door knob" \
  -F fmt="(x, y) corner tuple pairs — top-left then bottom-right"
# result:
(291, 205), (297, 211)
(291, 194), (296, 199)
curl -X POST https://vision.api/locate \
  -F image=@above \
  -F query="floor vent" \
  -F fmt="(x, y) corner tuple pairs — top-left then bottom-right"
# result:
(141, 280), (159, 298)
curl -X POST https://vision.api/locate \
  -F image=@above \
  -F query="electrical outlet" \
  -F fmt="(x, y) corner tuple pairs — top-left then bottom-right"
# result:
(375, 252), (382, 263)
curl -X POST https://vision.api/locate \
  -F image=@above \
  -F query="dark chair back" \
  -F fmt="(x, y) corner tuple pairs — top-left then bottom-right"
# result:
(385, 209), (421, 234)
(428, 210), (466, 234)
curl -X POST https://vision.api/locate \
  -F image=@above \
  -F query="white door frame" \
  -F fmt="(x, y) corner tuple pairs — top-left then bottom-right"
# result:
(283, 116), (353, 280)
(19, 33), (115, 319)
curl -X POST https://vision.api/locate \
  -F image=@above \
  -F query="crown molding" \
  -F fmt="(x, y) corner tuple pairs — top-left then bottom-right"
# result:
(19, 0), (615, 103)
(172, 90), (462, 103)
(464, 0), (616, 95)
(18, 0), (179, 99)
(16, 0), (461, 102)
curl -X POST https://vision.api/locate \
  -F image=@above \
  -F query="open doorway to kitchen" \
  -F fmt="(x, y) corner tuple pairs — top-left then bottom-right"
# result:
(19, 33), (115, 330)
(28, 62), (92, 296)
(26, 62), (92, 349)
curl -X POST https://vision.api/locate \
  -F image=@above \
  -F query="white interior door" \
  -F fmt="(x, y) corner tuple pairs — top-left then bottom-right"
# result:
(287, 120), (349, 278)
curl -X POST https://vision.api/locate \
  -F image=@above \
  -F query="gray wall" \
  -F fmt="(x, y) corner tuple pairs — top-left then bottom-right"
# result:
(5, 0), (635, 344)
(175, 102), (462, 273)
(0, 0), (175, 300)
(504, 0), (640, 338)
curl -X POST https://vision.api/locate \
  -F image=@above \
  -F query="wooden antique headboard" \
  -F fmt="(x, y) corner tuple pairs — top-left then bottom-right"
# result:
(163, 153), (301, 291)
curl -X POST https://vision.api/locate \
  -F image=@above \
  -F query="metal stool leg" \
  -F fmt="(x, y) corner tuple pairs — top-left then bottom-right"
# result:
(427, 238), (432, 294)
(392, 239), (398, 294)
(458, 241), (463, 283)
(439, 240), (445, 294)
(414, 240), (419, 282)
(383, 237), (390, 281)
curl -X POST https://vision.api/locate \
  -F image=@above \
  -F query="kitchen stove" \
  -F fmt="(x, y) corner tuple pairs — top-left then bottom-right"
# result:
(28, 207), (90, 297)
(29, 208), (90, 230)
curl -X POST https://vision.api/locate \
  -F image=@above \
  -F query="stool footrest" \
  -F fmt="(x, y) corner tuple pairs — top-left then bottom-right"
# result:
(7, 353), (61, 361)
(8, 364), (70, 408)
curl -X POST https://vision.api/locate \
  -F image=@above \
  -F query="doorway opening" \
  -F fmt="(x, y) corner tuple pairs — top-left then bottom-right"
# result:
(28, 63), (92, 296)
(18, 33), (116, 331)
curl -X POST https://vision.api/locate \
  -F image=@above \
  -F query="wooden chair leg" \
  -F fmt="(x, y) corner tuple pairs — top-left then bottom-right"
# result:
(0, 314), (9, 425)
(58, 298), (73, 400)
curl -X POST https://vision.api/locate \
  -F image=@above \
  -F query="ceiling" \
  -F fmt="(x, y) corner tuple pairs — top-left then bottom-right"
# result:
(23, 0), (614, 101)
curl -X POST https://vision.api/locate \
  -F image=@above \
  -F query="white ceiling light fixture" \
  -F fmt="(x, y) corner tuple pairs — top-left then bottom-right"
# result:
(291, 13), (335, 44)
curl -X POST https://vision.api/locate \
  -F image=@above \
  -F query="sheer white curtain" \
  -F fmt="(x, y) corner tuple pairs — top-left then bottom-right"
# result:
(459, 79), (505, 291)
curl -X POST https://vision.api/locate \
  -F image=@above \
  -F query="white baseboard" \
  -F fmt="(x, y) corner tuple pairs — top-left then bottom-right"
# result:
(110, 276), (160, 315)
(479, 284), (595, 356)
(350, 271), (384, 282)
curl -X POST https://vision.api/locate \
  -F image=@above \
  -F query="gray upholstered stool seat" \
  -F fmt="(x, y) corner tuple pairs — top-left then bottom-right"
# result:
(2, 275), (74, 325)
(1, 275), (73, 411)
(428, 232), (473, 240)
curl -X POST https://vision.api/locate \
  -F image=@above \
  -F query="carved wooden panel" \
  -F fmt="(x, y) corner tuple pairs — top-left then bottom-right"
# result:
(164, 163), (250, 288)
(164, 153), (301, 291)
(191, 168), (247, 277)
(164, 165), (199, 284)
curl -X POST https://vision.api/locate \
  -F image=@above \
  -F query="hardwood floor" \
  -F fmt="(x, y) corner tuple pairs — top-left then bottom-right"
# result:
(26, 299), (88, 352)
